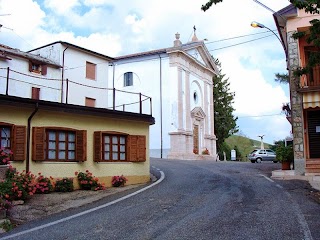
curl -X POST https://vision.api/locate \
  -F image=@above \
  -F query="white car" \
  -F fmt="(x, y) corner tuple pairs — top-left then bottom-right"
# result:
(248, 149), (278, 163)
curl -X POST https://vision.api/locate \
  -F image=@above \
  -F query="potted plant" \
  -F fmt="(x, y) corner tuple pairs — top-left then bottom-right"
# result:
(276, 143), (294, 170)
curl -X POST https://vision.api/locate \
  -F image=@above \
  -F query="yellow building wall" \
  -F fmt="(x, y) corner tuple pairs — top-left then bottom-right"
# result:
(1, 105), (151, 188)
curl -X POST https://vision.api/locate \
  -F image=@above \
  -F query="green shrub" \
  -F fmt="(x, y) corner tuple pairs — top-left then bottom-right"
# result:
(55, 178), (74, 192)
(112, 175), (127, 187)
(0, 179), (28, 201)
(75, 170), (105, 191)
(0, 220), (14, 232)
(276, 143), (294, 162)
(35, 173), (54, 194)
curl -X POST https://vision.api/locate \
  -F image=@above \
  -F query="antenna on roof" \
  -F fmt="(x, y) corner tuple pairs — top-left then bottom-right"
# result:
(252, 0), (286, 21)
(252, 0), (275, 13)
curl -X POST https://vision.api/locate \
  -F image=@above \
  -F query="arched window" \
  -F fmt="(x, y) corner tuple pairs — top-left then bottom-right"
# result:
(124, 72), (133, 87)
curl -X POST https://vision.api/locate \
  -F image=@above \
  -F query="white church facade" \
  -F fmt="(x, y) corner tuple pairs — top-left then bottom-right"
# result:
(112, 33), (218, 159)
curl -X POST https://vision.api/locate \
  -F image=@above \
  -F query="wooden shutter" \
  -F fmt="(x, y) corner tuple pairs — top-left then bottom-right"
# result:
(86, 62), (96, 80)
(128, 135), (146, 162)
(32, 87), (40, 100)
(12, 125), (26, 161)
(85, 97), (96, 107)
(28, 61), (33, 72)
(94, 131), (102, 161)
(32, 127), (45, 161)
(41, 65), (47, 75)
(76, 130), (87, 161)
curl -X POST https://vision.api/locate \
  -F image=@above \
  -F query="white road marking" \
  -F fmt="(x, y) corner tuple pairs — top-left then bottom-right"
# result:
(1, 171), (165, 240)
(283, 192), (313, 240)
(259, 174), (274, 182)
(260, 174), (313, 239)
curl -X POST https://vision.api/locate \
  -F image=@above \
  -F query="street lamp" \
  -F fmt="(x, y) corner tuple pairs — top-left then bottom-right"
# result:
(251, 21), (286, 53)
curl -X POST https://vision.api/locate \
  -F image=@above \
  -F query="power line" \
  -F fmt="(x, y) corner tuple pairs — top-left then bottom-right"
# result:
(205, 30), (277, 44)
(208, 34), (274, 52)
(237, 113), (283, 118)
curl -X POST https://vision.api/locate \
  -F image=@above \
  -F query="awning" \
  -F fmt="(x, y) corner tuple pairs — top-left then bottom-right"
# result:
(303, 92), (320, 109)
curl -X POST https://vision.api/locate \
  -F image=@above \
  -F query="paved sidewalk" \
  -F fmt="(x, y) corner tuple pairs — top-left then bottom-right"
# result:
(272, 170), (320, 191)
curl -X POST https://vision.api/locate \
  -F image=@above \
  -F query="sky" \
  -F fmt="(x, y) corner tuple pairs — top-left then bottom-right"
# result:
(0, 0), (292, 145)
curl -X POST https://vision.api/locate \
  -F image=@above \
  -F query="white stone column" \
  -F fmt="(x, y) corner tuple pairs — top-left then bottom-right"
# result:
(185, 71), (191, 131)
(210, 82), (215, 136)
(177, 67), (183, 131)
(204, 81), (209, 135)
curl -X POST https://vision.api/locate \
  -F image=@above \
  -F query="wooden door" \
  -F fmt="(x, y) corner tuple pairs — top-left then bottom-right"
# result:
(193, 125), (199, 154)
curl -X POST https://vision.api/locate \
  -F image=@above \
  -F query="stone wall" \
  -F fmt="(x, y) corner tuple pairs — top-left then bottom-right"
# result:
(287, 31), (305, 175)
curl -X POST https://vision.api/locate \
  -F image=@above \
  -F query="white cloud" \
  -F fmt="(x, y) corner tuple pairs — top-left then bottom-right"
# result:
(125, 14), (146, 34)
(44, 0), (80, 15)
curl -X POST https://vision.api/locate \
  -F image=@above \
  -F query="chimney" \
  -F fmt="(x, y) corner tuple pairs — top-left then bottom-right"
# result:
(174, 32), (182, 47)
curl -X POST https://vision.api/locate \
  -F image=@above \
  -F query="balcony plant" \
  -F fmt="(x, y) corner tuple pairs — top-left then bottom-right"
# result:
(276, 144), (294, 170)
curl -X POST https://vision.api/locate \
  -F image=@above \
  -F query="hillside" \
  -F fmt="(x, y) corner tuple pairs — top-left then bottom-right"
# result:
(224, 135), (273, 161)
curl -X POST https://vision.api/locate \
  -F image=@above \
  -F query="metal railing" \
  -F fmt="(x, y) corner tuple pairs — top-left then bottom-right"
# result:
(0, 67), (152, 115)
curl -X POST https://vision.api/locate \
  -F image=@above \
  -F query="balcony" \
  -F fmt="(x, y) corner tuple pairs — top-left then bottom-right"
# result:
(299, 64), (320, 92)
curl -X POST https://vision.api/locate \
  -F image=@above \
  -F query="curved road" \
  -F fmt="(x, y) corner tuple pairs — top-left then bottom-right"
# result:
(2, 158), (319, 240)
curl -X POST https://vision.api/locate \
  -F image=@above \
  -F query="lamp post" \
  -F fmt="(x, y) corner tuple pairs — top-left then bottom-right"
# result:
(251, 21), (286, 54)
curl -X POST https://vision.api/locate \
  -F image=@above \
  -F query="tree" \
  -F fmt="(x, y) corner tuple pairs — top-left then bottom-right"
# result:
(213, 58), (238, 157)
(274, 73), (289, 84)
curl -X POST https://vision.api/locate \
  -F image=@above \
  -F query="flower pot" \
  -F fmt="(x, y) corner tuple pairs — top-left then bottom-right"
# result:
(281, 161), (291, 170)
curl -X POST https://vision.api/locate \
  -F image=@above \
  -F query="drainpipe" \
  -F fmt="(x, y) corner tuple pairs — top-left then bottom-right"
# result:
(158, 54), (163, 158)
(112, 63), (115, 89)
(26, 103), (39, 173)
(61, 46), (69, 103)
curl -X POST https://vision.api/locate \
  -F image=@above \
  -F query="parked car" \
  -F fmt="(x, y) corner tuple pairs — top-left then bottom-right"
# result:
(248, 149), (278, 163)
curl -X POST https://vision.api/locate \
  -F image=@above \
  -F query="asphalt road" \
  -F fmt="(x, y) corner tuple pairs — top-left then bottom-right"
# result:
(1, 158), (320, 240)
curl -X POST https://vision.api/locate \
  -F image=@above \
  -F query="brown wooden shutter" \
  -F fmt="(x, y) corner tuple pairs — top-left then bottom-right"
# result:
(12, 125), (26, 161)
(94, 131), (102, 161)
(76, 130), (87, 161)
(41, 65), (47, 75)
(28, 61), (33, 72)
(32, 127), (45, 161)
(128, 135), (146, 162)
(32, 87), (40, 100)
(86, 62), (96, 80)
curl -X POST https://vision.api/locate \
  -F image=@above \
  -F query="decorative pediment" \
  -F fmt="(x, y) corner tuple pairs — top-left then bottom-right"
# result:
(186, 48), (206, 65)
(191, 107), (206, 120)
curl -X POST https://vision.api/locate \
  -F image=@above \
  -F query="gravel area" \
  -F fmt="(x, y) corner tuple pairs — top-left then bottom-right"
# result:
(7, 184), (143, 225)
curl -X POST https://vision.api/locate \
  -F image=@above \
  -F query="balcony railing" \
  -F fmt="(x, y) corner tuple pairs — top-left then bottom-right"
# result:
(300, 65), (320, 91)
(0, 67), (152, 116)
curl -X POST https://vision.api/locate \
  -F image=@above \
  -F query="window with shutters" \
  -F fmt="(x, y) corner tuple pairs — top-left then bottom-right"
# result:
(28, 61), (47, 75)
(0, 123), (26, 161)
(94, 131), (146, 162)
(32, 127), (87, 162)
(86, 61), (96, 80)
